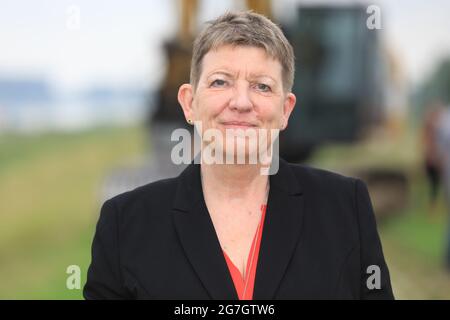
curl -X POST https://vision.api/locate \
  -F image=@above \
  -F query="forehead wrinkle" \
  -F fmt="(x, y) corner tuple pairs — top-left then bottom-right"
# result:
(203, 56), (281, 86)
(206, 67), (279, 83)
(206, 69), (235, 79)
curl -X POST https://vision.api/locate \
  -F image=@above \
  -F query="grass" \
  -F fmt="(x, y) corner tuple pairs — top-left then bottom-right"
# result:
(378, 169), (450, 299)
(0, 125), (146, 299)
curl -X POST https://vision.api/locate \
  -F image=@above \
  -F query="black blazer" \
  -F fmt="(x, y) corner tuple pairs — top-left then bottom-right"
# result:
(84, 158), (394, 299)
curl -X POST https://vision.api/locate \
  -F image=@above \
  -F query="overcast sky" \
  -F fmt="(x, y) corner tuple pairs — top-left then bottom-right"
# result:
(1, 0), (449, 93)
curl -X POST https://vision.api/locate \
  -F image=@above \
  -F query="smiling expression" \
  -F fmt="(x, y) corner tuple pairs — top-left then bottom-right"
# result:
(178, 45), (296, 161)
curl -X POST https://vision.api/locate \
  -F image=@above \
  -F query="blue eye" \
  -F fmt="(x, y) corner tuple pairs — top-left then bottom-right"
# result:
(256, 83), (271, 92)
(210, 79), (227, 87)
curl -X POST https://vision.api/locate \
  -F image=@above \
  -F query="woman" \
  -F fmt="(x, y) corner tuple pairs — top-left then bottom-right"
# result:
(84, 11), (394, 300)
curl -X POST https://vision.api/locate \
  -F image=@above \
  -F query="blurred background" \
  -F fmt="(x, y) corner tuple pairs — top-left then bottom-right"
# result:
(1, 0), (449, 299)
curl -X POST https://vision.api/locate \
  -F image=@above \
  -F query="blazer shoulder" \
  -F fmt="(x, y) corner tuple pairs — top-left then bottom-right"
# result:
(287, 162), (358, 191)
(104, 175), (179, 214)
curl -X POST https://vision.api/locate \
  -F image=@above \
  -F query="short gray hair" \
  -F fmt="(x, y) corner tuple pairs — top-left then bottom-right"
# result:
(190, 11), (295, 92)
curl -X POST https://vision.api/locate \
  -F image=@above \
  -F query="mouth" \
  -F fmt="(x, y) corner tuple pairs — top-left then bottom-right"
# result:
(220, 121), (258, 129)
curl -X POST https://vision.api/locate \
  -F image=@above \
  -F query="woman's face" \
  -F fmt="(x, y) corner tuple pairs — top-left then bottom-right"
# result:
(178, 45), (296, 161)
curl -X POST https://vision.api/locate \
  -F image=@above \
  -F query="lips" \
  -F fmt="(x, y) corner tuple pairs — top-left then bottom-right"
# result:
(221, 121), (258, 128)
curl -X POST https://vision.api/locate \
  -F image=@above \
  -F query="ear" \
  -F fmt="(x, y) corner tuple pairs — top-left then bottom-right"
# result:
(281, 92), (296, 130)
(178, 83), (195, 122)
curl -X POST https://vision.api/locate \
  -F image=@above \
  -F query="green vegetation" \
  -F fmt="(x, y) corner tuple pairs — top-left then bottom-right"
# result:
(0, 126), (145, 299)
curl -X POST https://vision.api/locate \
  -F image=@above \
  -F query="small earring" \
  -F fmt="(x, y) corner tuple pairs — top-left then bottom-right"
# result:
(187, 119), (192, 124)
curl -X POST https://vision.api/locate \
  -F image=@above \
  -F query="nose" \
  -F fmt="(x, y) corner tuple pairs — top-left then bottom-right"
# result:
(229, 82), (253, 112)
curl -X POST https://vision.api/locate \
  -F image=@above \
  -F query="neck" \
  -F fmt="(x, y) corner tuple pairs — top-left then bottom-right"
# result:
(200, 162), (269, 201)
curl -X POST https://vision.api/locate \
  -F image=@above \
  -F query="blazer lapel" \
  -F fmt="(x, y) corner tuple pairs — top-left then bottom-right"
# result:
(171, 161), (238, 300)
(253, 158), (305, 299)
